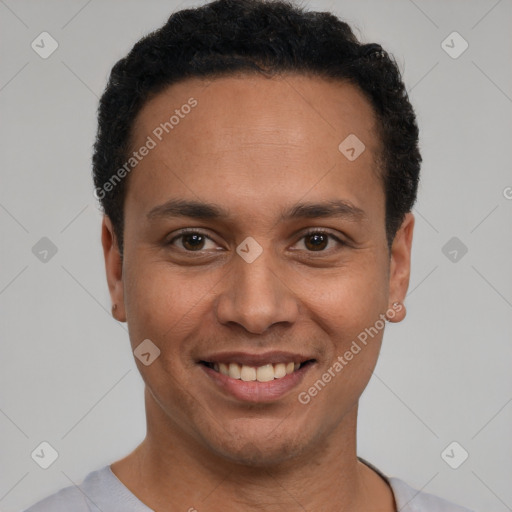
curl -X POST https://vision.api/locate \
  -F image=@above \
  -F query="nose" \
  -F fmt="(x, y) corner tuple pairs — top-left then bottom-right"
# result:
(215, 245), (300, 334)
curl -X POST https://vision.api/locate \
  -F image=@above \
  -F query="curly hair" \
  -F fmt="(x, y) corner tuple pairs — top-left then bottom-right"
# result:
(93, 0), (421, 253)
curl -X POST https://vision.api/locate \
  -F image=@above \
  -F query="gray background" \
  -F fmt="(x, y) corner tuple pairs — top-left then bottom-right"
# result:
(1, 0), (511, 511)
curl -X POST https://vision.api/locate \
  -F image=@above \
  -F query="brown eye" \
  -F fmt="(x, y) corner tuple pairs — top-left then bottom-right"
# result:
(168, 230), (217, 252)
(181, 233), (206, 251)
(304, 232), (329, 251)
(295, 230), (345, 253)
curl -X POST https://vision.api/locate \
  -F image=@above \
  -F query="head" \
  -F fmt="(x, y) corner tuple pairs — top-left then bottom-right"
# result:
(98, 0), (420, 466)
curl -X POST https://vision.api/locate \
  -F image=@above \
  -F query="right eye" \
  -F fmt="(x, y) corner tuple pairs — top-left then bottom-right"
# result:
(167, 229), (220, 252)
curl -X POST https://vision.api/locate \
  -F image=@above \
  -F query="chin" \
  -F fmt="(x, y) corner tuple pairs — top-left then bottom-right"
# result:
(203, 422), (311, 468)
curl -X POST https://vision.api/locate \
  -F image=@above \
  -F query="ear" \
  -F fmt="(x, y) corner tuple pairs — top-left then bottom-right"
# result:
(387, 212), (414, 323)
(101, 216), (126, 322)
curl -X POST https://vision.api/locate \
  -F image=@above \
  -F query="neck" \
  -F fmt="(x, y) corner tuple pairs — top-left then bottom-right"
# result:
(111, 388), (394, 512)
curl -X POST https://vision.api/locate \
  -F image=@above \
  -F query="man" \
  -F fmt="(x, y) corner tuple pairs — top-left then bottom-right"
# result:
(25, 0), (474, 510)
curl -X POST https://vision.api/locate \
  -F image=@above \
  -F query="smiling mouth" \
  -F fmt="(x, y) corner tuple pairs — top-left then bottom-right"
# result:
(199, 360), (316, 382)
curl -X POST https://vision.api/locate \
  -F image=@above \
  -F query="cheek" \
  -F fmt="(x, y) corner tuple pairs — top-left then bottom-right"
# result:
(122, 255), (227, 393)
(122, 260), (204, 410)
(123, 256), (210, 341)
(298, 256), (389, 336)
(298, 288), (387, 431)
(297, 254), (389, 395)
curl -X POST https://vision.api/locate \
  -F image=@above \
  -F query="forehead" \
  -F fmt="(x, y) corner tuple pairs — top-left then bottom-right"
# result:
(126, 73), (384, 225)
(134, 73), (380, 153)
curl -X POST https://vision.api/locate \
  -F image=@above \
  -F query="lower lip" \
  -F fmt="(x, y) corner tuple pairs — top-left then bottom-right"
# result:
(200, 363), (313, 403)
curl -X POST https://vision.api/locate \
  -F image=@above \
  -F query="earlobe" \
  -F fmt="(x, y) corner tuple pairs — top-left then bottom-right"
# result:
(385, 301), (406, 323)
(387, 213), (414, 323)
(101, 216), (126, 322)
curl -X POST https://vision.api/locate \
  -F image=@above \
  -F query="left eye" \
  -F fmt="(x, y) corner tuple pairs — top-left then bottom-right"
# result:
(295, 230), (344, 252)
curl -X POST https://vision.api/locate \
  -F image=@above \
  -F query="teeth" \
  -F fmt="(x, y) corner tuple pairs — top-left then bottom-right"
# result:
(240, 365), (256, 381)
(209, 361), (306, 381)
(228, 362), (241, 379)
(256, 364), (274, 382)
(274, 363), (286, 378)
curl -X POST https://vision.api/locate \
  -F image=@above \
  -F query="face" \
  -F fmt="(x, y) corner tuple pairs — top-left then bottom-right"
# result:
(103, 74), (413, 466)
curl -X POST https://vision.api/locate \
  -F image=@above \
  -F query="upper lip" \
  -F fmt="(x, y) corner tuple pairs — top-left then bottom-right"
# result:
(198, 351), (315, 367)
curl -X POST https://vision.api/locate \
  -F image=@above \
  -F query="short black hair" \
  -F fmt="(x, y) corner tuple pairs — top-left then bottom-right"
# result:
(93, 0), (421, 253)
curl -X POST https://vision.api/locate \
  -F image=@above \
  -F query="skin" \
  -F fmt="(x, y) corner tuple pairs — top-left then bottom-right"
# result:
(102, 73), (414, 512)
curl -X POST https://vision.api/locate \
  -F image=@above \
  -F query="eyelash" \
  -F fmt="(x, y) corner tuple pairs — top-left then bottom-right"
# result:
(167, 228), (346, 253)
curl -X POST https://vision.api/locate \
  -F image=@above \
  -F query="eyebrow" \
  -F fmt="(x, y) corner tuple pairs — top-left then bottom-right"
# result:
(146, 198), (367, 222)
(283, 200), (366, 222)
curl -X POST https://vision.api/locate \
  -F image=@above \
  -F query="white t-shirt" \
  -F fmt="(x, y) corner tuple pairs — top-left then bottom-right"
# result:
(23, 460), (475, 512)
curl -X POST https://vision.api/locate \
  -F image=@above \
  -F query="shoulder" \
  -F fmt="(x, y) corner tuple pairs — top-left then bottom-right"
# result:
(23, 483), (92, 512)
(358, 457), (475, 512)
(22, 466), (112, 512)
(388, 476), (475, 512)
